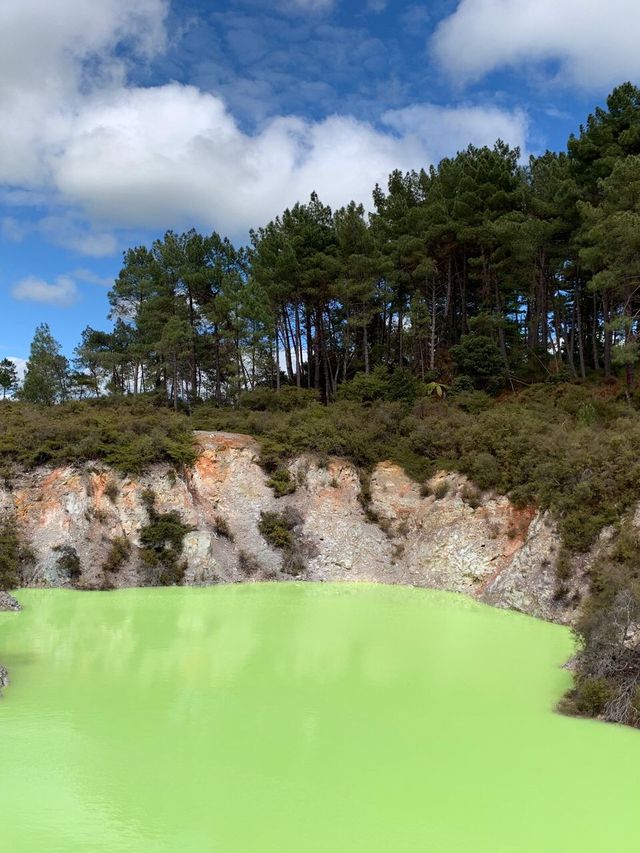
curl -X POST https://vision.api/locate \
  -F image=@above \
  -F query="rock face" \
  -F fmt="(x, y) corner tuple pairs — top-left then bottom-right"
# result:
(0, 592), (21, 612)
(0, 431), (585, 624)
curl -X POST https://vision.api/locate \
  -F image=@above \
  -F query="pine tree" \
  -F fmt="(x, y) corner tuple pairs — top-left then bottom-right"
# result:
(0, 358), (18, 399)
(20, 324), (69, 405)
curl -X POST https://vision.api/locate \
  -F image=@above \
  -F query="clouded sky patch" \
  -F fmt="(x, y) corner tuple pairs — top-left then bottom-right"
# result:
(0, 0), (635, 359)
(12, 275), (80, 307)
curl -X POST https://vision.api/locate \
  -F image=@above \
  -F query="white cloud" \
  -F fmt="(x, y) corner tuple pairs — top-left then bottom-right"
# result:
(0, 0), (168, 187)
(46, 82), (528, 235)
(432, 0), (640, 89)
(72, 268), (114, 288)
(0, 214), (117, 257)
(383, 103), (529, 160)
(1, 217), (28, 242)
(12, 275), (80, 307)
(0, 0), (532, 243)
(38, 216), (118, 257)
(50, 83), (431, 232)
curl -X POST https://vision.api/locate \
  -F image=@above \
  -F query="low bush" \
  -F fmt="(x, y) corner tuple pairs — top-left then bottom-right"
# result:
(52, 544), (81, 581)
(214, 515), (234, 540)
(238, 549), (260, 576)
(258, 508), (307, 575)
(0, 397), (196, 474)
(102, 536), (131, 574)
(104, 479), (120, 503)
(0, 518), (30, 589)
(267, 467), (296, 497)
(258, 511), (295, 550)
(139, 490), (192, 586)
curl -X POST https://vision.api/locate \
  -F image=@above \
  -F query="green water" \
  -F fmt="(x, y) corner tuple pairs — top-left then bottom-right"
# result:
(1, 585), (639, 852)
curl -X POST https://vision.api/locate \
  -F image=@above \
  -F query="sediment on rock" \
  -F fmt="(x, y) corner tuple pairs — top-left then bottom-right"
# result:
(0, 430), (592, 625)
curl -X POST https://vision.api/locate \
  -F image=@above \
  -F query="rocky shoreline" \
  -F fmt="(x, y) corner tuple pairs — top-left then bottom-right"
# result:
(0, 592), (20, 694)
(0, 429), (604, 692)
(0, 431), (590, 620)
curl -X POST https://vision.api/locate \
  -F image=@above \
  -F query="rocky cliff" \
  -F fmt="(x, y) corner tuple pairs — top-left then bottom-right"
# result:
(0, 431), (586, 625)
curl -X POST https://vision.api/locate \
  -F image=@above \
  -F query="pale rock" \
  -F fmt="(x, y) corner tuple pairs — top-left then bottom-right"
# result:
(0, 430), (589, 624)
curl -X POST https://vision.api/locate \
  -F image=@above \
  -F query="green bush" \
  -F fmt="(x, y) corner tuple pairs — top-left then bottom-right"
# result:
(267, 467), (296, 497)
(258, 511), (294, 550)
(139, 490), (192, 586)
(102, 536), (131, 574)
(52, 544), (81, 581)
(574, 678), (613, 717)
(0, 398), (196, 474)
(450, 334), (505, 391)
(104, 479), (119, 503)
(214, 516), (234, 540)
(238, 386), (318, 412)
(0, 519), (23, 589)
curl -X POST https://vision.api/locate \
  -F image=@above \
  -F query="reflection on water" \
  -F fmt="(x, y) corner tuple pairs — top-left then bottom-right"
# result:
(1, 583), (639, 852)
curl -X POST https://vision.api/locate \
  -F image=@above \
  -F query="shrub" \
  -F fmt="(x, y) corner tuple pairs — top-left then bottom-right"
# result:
(214, 515), (234, 540)
(267, 467), (296, 498)
(258, 508), (307, 575)
(238, 387), (318, 412)
(282, 552), (305, 576)
(52, 544), (81, 581)
(258, 511), (294, 550)
(0, 519), (23, 589)
(450, 334), (505, 391)
(574, 678), (613, 717)
(238, 550), (260, 576)
(139, 490), (192, 586)
(0, 398), (196, 474)
(104, 479), (119, 503)
(102, 536), (131, 574)
(461, 484), (482, 508)
(433, 480), (449, 500)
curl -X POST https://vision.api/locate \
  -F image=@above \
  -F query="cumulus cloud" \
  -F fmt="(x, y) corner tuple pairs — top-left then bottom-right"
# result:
(0, 0), (168, 187)
(383, 103), (529, 160)
(432, 0), (640, 89)
(50, 83), (432, 232)
(0, 214), (117, 257)
(0, 0), (531, 242)
(72, 268), (115, 288)
(37, 216), (118, 257)
(12, 275), (80, 307)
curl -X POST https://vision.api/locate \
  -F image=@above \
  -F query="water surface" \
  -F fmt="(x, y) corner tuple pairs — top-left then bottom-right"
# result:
(1, 584), (639, 852)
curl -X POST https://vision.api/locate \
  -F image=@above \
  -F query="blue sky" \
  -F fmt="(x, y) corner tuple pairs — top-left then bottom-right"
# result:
(1, 0), (639, 365)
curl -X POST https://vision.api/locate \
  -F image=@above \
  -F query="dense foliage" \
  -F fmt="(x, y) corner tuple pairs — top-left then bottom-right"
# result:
(14, 84), (640, 409)
(0, 398), (196, 474)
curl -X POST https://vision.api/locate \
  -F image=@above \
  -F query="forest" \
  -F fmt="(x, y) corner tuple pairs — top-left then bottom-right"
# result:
(8, 83), (640, 408)
(4, 84), (640, 727)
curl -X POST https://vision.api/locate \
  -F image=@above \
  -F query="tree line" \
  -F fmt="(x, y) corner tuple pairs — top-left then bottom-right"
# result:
(15, 83), (640, 407)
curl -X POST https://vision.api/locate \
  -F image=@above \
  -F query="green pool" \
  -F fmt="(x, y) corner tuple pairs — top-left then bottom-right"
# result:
(1, 584), (639, 852)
